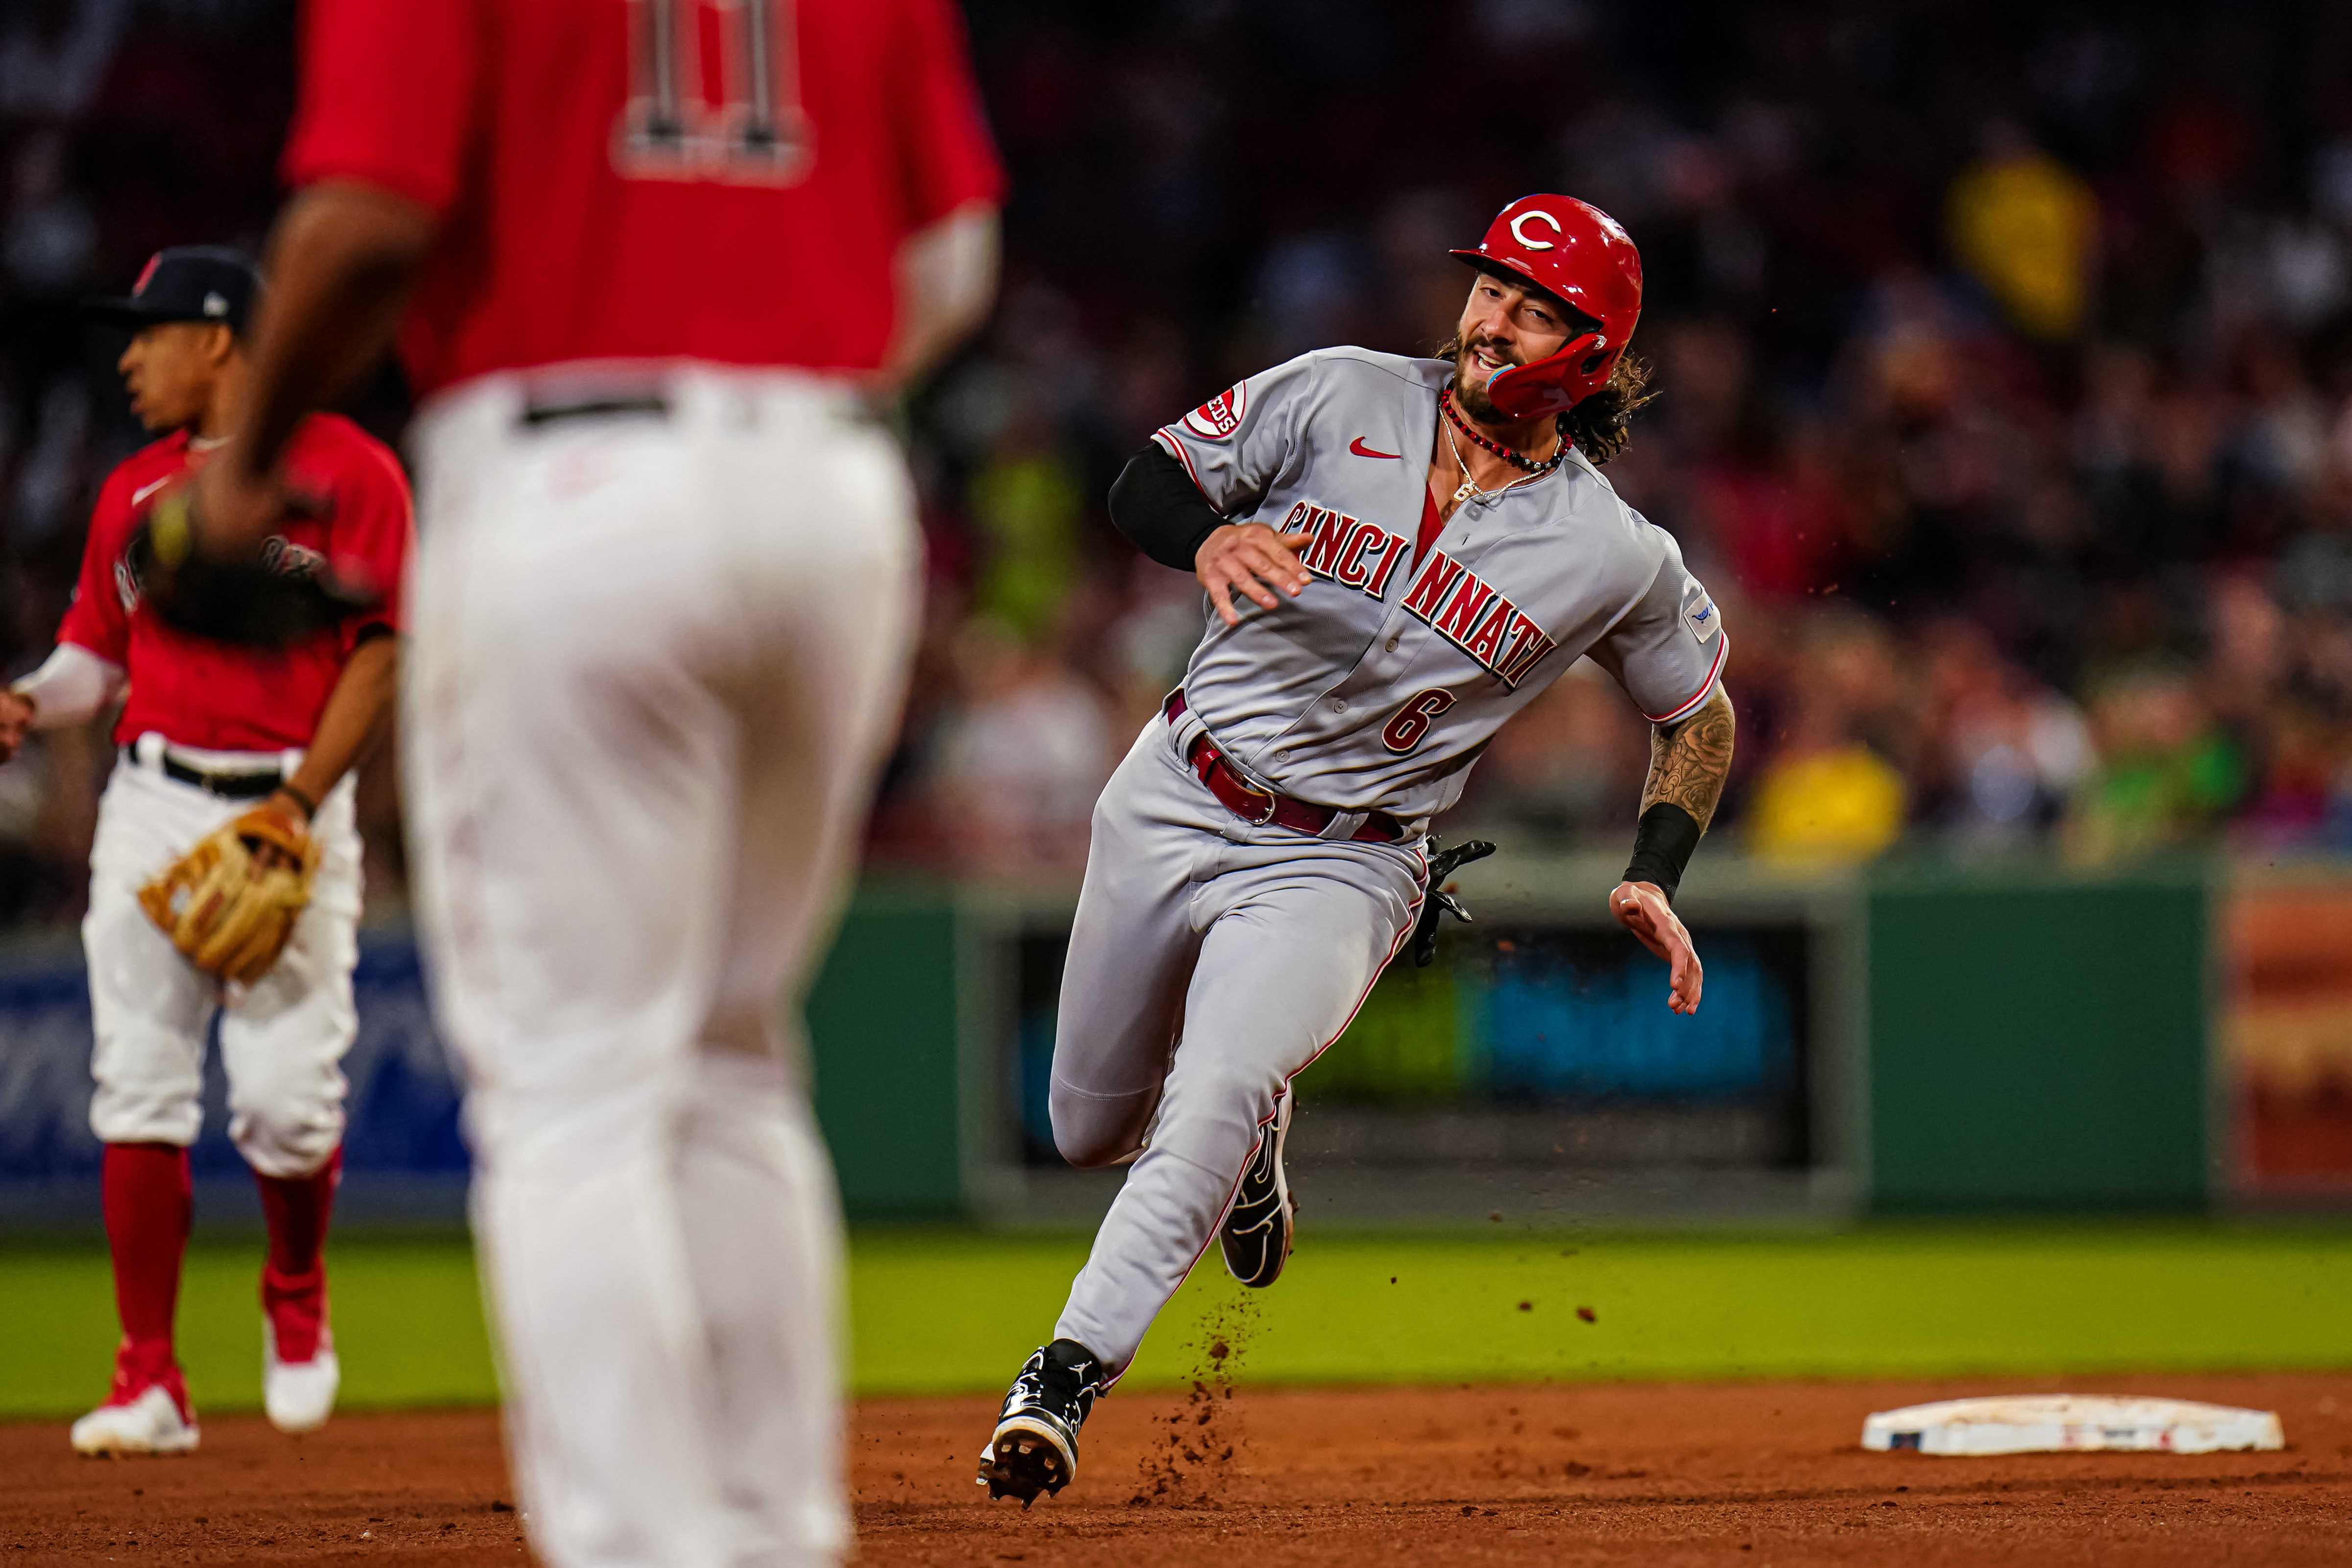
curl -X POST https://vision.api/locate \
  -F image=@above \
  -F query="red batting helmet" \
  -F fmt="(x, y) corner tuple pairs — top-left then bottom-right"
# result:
(1449, 194), (1643, 418)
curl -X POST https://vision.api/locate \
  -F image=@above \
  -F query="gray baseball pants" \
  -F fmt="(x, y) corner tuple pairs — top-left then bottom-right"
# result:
(1048, 716), (1425, 1374)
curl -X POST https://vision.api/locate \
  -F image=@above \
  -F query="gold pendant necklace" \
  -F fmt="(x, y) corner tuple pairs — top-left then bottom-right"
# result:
(1445, 425), (1543, 510)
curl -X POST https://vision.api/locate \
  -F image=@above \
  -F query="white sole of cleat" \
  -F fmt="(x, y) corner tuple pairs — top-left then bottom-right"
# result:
(1222, 1094), (1295, 1287)
(978, 1414), (1077, 1506)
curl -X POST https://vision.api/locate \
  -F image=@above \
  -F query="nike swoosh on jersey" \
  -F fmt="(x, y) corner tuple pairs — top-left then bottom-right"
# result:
(1349, 437), (1402, 459)
(130, 476), (176, 506)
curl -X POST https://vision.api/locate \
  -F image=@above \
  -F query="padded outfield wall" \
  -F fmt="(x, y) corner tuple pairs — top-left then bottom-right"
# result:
(0, 855), (2338, 1227)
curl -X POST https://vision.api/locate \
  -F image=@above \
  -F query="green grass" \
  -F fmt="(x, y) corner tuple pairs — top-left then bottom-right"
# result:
(857, 1222), (2352, 1393)
(3, 1223), (2350, 1418)
(0, 1237), (498, 1419)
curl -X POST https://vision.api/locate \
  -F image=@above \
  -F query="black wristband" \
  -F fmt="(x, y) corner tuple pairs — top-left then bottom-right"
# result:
(275, 783), (317, 821)
(1108, 443), (1225, 571)
(1623, 802), (1702, 903)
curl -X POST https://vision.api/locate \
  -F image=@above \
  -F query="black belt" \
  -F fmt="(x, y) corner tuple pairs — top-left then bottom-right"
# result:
(124, 745), (283, 801)
(521, 394), (670, 427)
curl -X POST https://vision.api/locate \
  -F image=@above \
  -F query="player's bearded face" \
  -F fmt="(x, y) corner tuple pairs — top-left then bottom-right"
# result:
(1449, 277), (1574, 422)
(1451, 333), (1520, 420)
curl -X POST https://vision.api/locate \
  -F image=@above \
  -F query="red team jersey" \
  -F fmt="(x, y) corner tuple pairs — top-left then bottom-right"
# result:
(280, 0), (1005, 395)
(60, 415), (414, 753)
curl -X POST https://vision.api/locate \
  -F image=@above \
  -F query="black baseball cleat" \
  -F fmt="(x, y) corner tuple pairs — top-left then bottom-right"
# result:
(1220, 1092), (1296, 1288)
(976, 1339), (1103, 1506)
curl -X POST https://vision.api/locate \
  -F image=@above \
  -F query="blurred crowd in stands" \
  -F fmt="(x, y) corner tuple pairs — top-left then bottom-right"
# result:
(886, 0), (2352, 879)
(4, 0), (2352, 922)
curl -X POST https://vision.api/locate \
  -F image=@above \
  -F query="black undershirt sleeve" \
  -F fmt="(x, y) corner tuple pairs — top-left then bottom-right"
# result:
(1109, 443), (1226, 571)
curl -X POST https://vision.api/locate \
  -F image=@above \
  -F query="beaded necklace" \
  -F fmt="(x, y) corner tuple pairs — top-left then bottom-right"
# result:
(1438, 386), (1566, 508)
(1439, 384), (1568, 474)
(1443, 423), (1549, 508)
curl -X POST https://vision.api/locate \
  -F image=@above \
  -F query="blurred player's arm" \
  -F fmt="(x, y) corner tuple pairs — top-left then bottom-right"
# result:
(0, 644), (128, 760)
(204, 187), (1000, 552)
(265, 631), (398, 838)
(1612, 687), (1736, 1016)
(195, 179), (438, 558)
(883, 201), (1000, 390)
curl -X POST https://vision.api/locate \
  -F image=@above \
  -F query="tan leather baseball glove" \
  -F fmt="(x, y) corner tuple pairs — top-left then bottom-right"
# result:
(138, 807), (319, 984)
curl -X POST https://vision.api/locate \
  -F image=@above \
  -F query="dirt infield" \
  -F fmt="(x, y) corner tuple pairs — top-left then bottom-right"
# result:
(5, 1374), (2350, 1566)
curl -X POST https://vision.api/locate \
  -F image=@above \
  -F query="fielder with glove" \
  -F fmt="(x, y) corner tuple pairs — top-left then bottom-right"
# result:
(0, 247), (412, 1456)
(138, 804), (321, 986)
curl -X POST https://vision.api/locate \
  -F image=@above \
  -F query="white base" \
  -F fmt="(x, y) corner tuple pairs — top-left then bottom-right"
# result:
(1862, 1395), (2285, 1456)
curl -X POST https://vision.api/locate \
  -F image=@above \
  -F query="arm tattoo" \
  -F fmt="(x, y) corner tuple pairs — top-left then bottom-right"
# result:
(1641, 688), (1735, 832)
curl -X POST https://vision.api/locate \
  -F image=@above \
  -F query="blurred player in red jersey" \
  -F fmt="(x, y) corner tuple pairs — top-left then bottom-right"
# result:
(0, 246), (412, 1454)
(162, 3), (1003, 1562)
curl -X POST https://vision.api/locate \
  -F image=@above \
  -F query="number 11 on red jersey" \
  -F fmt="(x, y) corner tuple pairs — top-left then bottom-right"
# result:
(616, 0), (811, 184)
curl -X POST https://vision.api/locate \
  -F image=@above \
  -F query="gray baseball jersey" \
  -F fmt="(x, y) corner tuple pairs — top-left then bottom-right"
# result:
(1026, 346), (1728, 1391)
(1152, 347), (1726, 822)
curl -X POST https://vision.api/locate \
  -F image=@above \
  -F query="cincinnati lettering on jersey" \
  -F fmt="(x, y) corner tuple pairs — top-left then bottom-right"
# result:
(1399, 549), (1558, 687)
(1280, 499), (1410, 601)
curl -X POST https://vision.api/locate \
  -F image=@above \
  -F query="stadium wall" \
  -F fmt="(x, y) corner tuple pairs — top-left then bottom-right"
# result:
(0, 859), (2341, 1228)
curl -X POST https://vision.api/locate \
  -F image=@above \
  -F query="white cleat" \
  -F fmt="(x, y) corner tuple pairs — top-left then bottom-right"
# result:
(71, 1385), (200, 1457)
(264, 1323), (339, 1435)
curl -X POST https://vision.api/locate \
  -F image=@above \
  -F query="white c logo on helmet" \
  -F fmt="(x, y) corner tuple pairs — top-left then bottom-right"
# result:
(1508, 210), (1563, 250)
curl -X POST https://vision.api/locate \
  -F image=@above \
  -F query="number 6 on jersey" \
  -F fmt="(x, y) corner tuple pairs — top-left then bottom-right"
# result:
(1381, 688), (1457, 754)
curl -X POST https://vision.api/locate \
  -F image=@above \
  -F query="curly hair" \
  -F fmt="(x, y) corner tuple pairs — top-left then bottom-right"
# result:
(1562, 351), (1657, 466)
(1435, 336), (1657, 466)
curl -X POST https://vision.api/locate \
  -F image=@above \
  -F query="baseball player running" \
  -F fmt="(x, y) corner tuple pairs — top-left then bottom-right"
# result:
(147, 2), (1003, 1564)
(0, 246), (412, 1455)
(977, 195), (1737, 1505)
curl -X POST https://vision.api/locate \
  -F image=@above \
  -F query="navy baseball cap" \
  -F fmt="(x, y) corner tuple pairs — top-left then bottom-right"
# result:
(84, 246), (262, 335)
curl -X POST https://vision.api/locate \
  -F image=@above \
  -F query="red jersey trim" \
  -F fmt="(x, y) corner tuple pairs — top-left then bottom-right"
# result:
(1152, 428), (1207, 494)
(1415, 484), (1444, 564)
(1642, 633), (1730, 726)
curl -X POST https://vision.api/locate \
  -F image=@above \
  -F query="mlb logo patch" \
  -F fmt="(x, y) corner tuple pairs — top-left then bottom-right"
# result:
(1684, 593), (1720, 642)
(1182, 383), (1247, 440)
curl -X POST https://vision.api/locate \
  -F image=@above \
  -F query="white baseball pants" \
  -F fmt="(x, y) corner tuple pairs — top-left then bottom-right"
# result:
(403, 366), (918, 1568)
(86, 736), (362, 1178)
(1048, 717), (1425, 1373)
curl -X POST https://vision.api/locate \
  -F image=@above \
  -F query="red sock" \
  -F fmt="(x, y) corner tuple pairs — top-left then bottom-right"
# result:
(257, 1145), (341, 1278)
(101, 1143), (192, 1394)
(257, 1147), (340, 1362)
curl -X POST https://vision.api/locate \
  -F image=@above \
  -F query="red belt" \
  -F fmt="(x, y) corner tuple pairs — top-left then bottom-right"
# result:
(1164, 691), (1407, 844)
